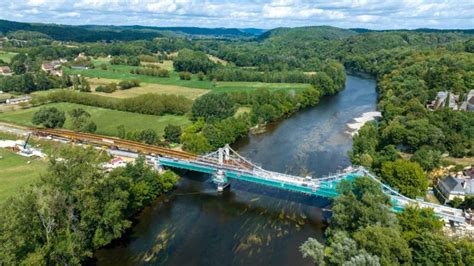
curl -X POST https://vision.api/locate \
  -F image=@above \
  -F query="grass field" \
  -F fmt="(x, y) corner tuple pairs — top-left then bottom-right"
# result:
(88, 78), (209, 100)
(213, 82), (311, 93)
(0, 92), (12, 100)
(0, 103), (191, 136)
(0, 51), (17, 63)
(65, 58), (312, 93)
(0, 148), (47, 203)
(66, 66), (215, 89)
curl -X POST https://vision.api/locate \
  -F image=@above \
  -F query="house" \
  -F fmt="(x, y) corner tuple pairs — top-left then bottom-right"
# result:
(5, 96), (31, 105)
(103, 157), (127, 171)
(459, 90), (474, 111)
(70, 65), (90, 70)
(41, 60), (64, 76)
(74, 52), (86, 62)
(0, 66), (12, 76)
(437, 175), (474, 203)
(427, 91), (460, 111)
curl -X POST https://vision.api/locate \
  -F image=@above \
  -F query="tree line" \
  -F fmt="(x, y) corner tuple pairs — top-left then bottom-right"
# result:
(35, 90), (192, 116)
(0, 147), (179, 264)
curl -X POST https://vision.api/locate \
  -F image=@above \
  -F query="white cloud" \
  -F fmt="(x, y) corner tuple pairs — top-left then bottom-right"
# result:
(0, 0), (471, 29)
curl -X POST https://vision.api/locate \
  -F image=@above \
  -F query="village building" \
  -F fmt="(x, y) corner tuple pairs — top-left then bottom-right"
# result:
(427, 91), (460, 111)
(5, 96), (31, 105)
(459, 89), (474, 111)
(428, 90), (474, 112)
(0, 66), (13, 76)
(41, 60), (66, 76)
(74, 52), (86, 62)
(436, 175), (474, 203)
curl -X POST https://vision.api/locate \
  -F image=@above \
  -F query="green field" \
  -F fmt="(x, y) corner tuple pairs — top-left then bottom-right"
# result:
(65, 59), (312, 93)
(0, 103), (191, 136)
(0, 148), (47, 203)
(0, 51), (17, 63)
(213, 81), (311, 93)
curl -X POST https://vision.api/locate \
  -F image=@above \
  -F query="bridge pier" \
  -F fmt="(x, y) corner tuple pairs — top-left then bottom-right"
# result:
(213, 169), (230, 192)
(148, 156), (165, 174)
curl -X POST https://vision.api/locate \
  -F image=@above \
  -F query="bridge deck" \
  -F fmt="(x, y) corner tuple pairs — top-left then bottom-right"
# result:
(33, 128), (466, 224)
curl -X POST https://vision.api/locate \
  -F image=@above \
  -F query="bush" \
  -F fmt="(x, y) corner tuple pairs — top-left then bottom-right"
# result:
(32, 107), (66, 128)
(95, 83), (117, 93)
(197, 71), (205, 81)
(163, 124), (182, 143)
(178, 71), (192, 80)
(118, 79), (140, 90)
(130, 68), (169, 77)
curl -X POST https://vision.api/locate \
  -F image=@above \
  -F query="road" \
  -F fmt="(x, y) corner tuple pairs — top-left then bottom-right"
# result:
(0, 122), (30, 136)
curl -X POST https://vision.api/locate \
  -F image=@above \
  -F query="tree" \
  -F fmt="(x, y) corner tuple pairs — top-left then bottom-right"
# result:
(69, 108), (92, 131)
(173, 48), (216, 74)
(181, 133), (212, 154)
(0, 146), (179, 264)
(410, 147), (442, 171)
(300, 231), (381, 266)
(397, 206), (443, 242)
(129, 129), (159, 145)
(117, 125), (126, 139)
(11, 61), (26, 74)
(178, 71), (192, 80)
(163, 124), (182, 143)
(330, 176), (396, 234)
(252, 104), (278, 123)
(409, 232), (462, 265)
(197, 71), (205, 81)
(126, 56), (140, 66)
(353, 225), (412, 265)
(380, 159), (428, 198)
(191, 93), (235, 121)
(32, 107), (66, 128)
(35, 72), (53, 91)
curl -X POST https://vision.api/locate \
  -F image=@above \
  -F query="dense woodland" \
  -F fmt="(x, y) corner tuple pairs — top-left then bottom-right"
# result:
(0, 20), (473, 265)
(300, 176), (473, 265)
(0, 148), (179, 264)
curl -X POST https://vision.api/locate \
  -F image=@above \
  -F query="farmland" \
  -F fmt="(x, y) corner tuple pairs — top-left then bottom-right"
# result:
(0, 148), (47, 203)
(66, 58), (310, 93)
(0, 102), (191, 136)
(88, 78), (209, 100)
(0, 51), (17, 63)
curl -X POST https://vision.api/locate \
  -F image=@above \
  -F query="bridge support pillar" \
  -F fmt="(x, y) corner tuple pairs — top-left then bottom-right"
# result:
(213, 170), (230, 192)
(151, 157), (165, 174)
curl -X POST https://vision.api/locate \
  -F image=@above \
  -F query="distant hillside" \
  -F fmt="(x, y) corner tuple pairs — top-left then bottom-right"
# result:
(337, 31), (471, 54)
(350, 28), (474, 35)
(258, 26), (358, 42)
(0, 20), (163, 42)
(239, 28), (268, 36)
(0, 20), (264, 42)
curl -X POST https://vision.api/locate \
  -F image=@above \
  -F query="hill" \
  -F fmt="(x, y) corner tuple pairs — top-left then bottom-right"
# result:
(0, 20), (163, 42)
(258, 26), (358, 42)
(0, 20), (264, 42)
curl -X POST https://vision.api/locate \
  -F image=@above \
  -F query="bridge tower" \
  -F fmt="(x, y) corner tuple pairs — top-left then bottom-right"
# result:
(213, 169), (230, 192)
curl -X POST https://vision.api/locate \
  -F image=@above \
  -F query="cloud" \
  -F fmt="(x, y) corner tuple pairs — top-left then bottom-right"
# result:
(0, 0), (472, 29)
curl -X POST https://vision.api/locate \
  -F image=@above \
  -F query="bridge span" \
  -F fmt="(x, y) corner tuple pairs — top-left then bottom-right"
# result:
(33, 128), (466, 224)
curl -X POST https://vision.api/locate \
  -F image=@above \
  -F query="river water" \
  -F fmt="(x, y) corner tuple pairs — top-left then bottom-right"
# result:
(94, 75), (377, 266)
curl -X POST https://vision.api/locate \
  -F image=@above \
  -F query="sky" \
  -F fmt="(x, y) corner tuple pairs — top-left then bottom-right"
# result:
(0, 0), (473, 30)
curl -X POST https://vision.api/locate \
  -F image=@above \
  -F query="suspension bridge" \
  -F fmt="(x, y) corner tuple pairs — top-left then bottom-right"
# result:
(33, 128), (467, 224)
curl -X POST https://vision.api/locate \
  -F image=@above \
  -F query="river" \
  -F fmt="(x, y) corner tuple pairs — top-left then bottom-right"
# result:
(93, 75), (377, 266)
